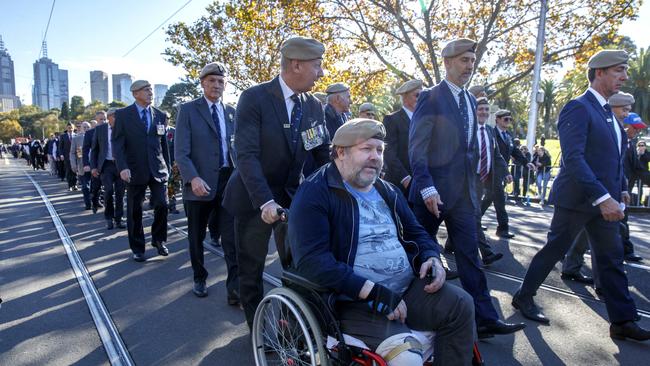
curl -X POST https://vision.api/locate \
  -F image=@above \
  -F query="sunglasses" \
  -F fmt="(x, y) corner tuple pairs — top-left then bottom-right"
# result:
(638, 144), (647, 147)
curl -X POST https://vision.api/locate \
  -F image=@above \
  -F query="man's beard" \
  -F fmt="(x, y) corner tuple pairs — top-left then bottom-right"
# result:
(351, 164), (381, 188)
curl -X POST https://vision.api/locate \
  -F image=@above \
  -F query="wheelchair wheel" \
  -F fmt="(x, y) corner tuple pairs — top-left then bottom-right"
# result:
(252, 287), (330, 366)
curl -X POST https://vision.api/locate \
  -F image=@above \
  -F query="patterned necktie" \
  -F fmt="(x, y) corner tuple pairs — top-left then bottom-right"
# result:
(457, 90), (469, 146)
(479, 126), (489, 182)
(211, 104), (225, 167)
(604, 103), (612, 118)
(141, 108), (149, 131)
(290, 94), (302, 147)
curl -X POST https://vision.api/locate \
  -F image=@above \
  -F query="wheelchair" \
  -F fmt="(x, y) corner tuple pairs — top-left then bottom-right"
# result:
(251, 209), (485, 366)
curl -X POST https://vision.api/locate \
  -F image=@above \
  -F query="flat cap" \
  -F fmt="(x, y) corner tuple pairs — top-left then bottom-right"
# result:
(280, 36), (325, 60)
(468, 85), (486, 96)
(396, 79), (423, 95)
(107, 107), (117, 115)
(358, 102), (377, 113)
(441, 38), (477, 58)
(609, 91), (635, 107)
(130, 80), (151, 92)
(495, 109), (511, 118)
(624, 112), (646, 129)
(588, 49), (629, 69)
(332, 118), (386, 147)
(313, 92), (327, 104)
(199, 62), (227, 79)
(476, 97), (489, 106)
(325, 82), (350, 94)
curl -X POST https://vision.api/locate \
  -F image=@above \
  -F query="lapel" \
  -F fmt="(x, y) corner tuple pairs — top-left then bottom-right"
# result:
(196, 97), (219, 136)
(223, 105), (235, 138)
(397, 108), (410, 132)
(268, 77), (293, 150)
(584, 92), (620, 156)
(130, 104), (147, 136)
(439, 81), (466, 143)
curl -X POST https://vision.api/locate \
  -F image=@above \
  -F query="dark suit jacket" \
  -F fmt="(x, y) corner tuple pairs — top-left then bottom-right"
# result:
(58, 132), (73, 161)
(549, 90), (627, 213)
(480, 124), (509, 183)
(90, 123), (112, 173)
(495, 128), (528, 166)
(409, 81), (479, 210)
(324, 103), (344, 137)
(223, 76), (330, 216)
(175, 97), (235, 201)
(82, 128), (95, 167)
(112, 103), (171, 185)
(384, 108), (411, 187)
(44, 139), (54, 155)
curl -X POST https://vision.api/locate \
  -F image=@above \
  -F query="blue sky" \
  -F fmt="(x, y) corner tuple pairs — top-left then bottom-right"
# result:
(1, 0), (649, 106)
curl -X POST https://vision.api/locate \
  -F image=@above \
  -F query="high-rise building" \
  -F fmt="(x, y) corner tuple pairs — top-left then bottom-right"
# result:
(154, 84), (168, 107)
(90, 70), (109, 104)
(112, 73), (133, 103)
(32, 41), (68, 111)
(0, 35), (20, 112)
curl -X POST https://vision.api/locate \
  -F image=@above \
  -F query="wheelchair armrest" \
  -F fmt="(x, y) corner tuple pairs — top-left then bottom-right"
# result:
(282, 270), (330, 293)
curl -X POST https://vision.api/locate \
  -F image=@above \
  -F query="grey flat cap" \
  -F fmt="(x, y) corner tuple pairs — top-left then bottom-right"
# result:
(441, 38), (477, 58)
(396, 79), (423, 95)
(359, 102), (377, 113)
(130, 80), (151, 92)
(468, 85), (486, 96)
(325, 82), (350, 94)
(495, 109), (511, 118)
(280, 36), (325, 60)
(199, 62), (227, 79)
(476, 97), (489, 106)
(332, 118), (386, 147)
(313, 92), (327, 104)
(588, 49), (629, 69)
(609, 92), (635, 107)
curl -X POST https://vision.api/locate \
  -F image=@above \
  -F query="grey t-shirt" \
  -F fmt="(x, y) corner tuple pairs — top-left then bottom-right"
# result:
(344, 182), (414, 295)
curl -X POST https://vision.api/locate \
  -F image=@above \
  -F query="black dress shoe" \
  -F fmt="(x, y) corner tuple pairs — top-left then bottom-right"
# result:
(625, 253), (643, 262)
(152, 241), (169, 256)
(85, 205), (91, 210)
(610, 321), (650, 341)
(495, 230), (515, 239)
(227, 291), (240, 306)
(132, 253), (145, 262)
(193, 281), (208, 297)
(445, 268), (459, 280)
(595, 287), (605, 298)
(477, 320), (526, 338)
(512, 291), (550, 324)
(106, 220), (114, 230)
(92, 205), (98, 214)
(115, 220), (126, 229)
(561, 272), (594, 285)
(482, 252), (504, 266)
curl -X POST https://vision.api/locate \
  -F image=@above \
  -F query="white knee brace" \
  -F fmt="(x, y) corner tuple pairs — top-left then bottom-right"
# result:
(375, 333), (424, 366)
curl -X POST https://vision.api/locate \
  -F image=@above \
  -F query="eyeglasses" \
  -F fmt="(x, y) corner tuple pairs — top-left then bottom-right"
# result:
(501, 117), (512, 122)
(638, 144), (647, 147)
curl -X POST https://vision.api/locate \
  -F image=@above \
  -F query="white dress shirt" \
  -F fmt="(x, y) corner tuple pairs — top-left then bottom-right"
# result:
(205, 97), (230, 168)
(476, 124), (492, 174)
(402, 106), (414, 121)
(106, 124), (114, 161)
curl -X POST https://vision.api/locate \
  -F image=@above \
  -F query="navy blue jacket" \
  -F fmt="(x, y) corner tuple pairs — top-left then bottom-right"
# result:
(289, 163), (440, 301)
(549, 90), (627, 213)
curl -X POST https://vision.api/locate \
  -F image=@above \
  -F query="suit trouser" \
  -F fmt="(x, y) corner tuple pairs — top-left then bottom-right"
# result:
(126, 177), (168, 254)
(620, 212), (636, 255)
(64, 159), (77, 188)
(57, 160), (65, 180)
(79, 172), (92, 207)
(184, 170), (238, 294)
(48, 155), (57, 175)
(480, 178), (509, 232)
(100, 161), (125, 221)
(414, 192), (499, 325)
(235, 211), (287, 328)
(90, 176), (101, 207)
(562, 228), (601, 288)
(519, 206), (637, 323)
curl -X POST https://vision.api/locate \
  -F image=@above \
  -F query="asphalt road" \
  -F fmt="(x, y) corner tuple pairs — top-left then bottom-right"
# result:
(1, 156), (649, 365)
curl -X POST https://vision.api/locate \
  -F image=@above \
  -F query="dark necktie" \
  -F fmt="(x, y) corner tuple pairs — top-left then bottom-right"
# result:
(211, 104), (225, 167)
(141, 108), (149, 131)
(479, 126), (489, 182)
(457, 90), (469, 145)
(290, 94), (302, 147)
(604, 103), (612, 117)
(502, 131), (508, 143)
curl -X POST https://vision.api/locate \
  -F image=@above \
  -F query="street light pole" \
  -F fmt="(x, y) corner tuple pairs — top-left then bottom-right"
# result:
(526, 0), (548, 152)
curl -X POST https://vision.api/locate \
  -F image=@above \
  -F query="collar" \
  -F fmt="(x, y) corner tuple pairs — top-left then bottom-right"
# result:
(496, 126), (507, 134)
(204, 96), (222, 110)
(402, 106), (414, 120)
(444, 78), (465, 95)
(278, 74), (296, 101)
(134, 102), (150, 114)
(587, 87), (607, 107)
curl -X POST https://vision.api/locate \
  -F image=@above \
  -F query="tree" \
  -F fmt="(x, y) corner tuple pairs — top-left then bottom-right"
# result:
(623, 47), (650, 122)
(0, 119), (22, 141)
(60, 101), (70, 121)
(70, 96), (85, 121)
(540, 79), (559, 138)
(159, 82), (201, 123)
(79, 100), (107, 122)
(33, 114), (62, 139)
(108, 100), (128, 109)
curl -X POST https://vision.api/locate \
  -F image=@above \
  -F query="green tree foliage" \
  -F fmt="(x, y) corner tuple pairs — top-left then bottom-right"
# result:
(60, 101), (70, 121)
(108, 100), (128, 108)
(623, 47), (650, 122)
(159, 82), (201, 124)
(540, 79), (559, 138)
(79, 100), (108, 122)
(0, 119), (22, 141)
(70, 96), (85, 121)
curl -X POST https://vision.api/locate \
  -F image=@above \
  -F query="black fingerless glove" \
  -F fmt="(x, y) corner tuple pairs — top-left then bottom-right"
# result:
(366, 283), (402, 315)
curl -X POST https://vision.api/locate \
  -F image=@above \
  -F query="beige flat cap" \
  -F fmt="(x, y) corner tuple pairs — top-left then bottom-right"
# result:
(199, 62), (227, 79)
(468, 85), (486, 96)
(358, 102), (377, 113)
(609, 92), (635, 107)
(441, 38), (477, 58)
(396, 79), (423, 95)
(588, 49), (629, 69)
(495, 109), (511, 118)
(130, 80), (151, 92)
(325, 82), (350, 94)
(332, 118), (386, 147)
(280, 36), (325, 60)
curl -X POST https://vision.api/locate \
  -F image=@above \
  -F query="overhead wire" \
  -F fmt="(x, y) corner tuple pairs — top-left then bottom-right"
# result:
(38, 0), (57, 59)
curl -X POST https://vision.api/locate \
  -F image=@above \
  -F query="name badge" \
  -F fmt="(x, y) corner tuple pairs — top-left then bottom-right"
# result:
(301, 124), (325, 151)
(157, 124), (165, 136)
(283, 124), (291, 129)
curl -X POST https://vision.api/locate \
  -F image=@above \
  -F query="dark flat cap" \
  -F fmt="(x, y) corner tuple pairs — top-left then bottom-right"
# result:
(280, 36), (325, 60)
(588, 49), (629, 69)
(495, 109), (511, 118)
(325, 82), (350, 94)
(396, 79), (423, 94)
(358, 102), (377, 113)
(313, 92), (327, 104)
(130, 80), (151, 92)
(332, 118), (386, 147)
(441, 38), (477, 58)
(609, 91), (635, 107)
(199, 62), (227, 79)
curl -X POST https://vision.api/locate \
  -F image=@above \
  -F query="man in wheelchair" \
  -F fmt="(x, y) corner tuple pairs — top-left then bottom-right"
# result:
(288, 119), (476, 365)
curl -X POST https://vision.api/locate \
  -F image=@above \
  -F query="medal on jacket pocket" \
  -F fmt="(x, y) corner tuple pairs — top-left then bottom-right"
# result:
(157, 124), (165, 136)
(301, 124), (325, 151)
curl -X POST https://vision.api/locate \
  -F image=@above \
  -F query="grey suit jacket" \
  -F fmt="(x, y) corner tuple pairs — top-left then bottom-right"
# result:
(175, 97), (235, 201)
(90, 123), (112, 172)
(69, 133), (86, 175)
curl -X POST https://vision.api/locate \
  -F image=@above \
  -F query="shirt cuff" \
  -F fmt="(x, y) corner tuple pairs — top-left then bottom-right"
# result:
(420, 186), (438, 200)
(260, 199), (275, 210)
(592, 193), (611, 206)
(400, 175), (411, 184)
